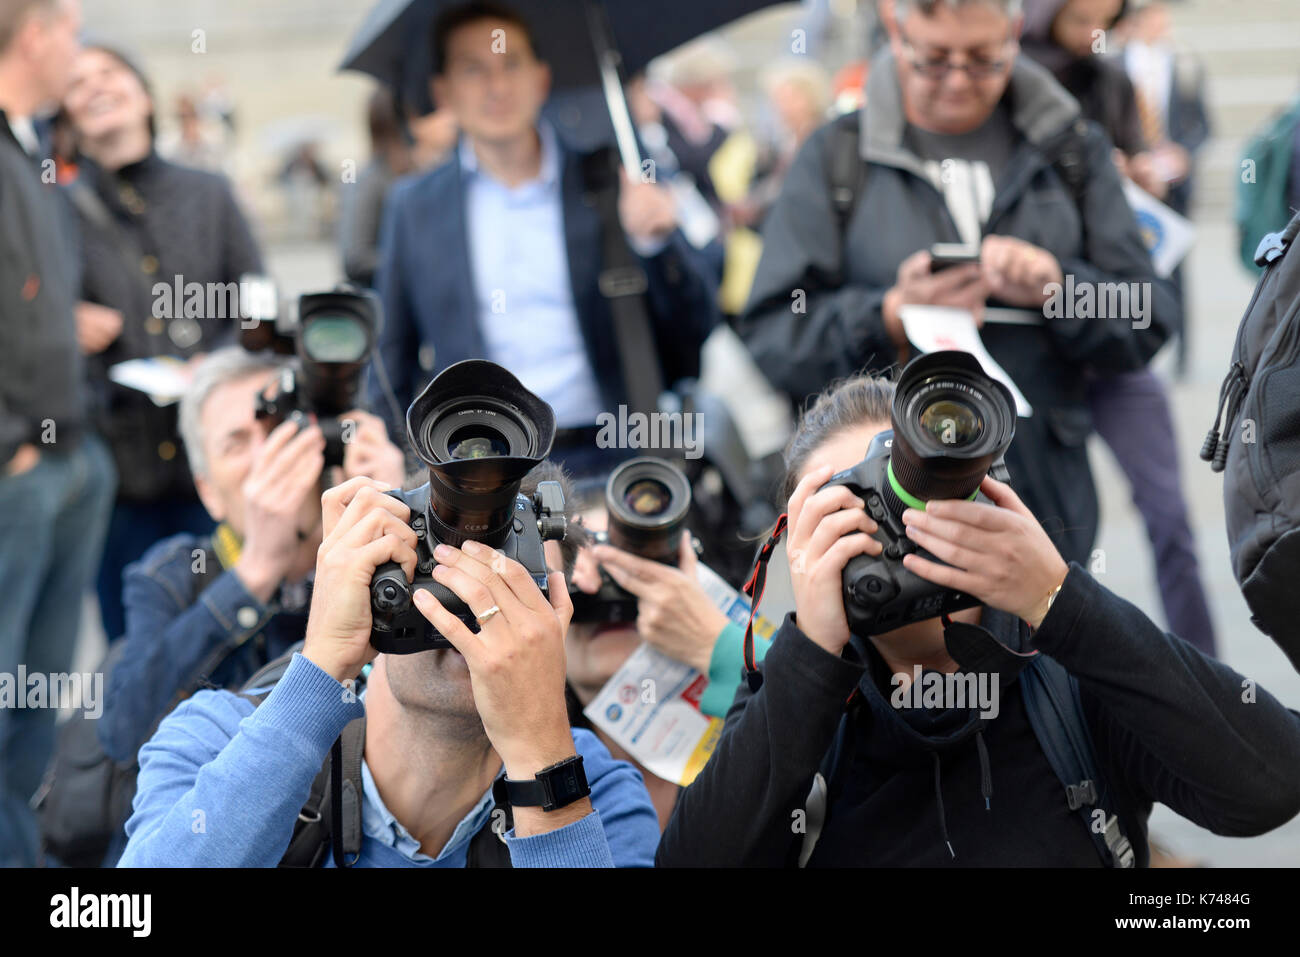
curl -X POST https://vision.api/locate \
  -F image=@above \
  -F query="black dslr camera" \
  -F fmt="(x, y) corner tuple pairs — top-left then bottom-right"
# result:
(368, 360), (567, 654)
(240, 281), (379, 468)
(823, 351), (1016, 636)
(570, 457), (693, 624)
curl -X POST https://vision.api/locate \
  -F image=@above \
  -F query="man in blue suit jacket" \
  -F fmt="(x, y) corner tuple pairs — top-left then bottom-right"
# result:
(371, 1), (719, 477)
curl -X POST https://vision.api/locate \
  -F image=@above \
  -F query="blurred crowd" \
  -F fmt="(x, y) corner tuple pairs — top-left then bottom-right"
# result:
(2, 0), (1300, 872)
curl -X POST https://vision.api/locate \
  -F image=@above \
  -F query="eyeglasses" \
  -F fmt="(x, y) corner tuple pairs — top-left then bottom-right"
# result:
(898, 27), (1015, 80)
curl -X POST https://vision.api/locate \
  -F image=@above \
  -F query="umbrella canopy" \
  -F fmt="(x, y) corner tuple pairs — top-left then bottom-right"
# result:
(340, 0), (790, 116)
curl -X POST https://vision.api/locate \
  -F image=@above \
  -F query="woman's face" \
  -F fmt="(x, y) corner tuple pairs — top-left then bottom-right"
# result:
(64, 48), (152, 143)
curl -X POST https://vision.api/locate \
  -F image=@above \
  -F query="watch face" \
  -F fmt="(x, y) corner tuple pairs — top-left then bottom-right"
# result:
(542, 756), (589, 810)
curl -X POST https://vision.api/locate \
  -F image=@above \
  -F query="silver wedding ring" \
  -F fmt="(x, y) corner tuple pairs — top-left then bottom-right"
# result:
(475, 605), (502, 626)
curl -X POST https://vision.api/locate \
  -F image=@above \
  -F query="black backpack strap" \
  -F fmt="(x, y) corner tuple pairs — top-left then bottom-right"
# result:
(1019, 655), (1137, 868)
(276, 717), (366, 868)
(827, 112), (867, 239)
(581, 145), (666, 419)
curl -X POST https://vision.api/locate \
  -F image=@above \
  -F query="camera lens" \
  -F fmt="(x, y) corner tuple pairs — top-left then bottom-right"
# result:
(886, 351), (1015, 512)
(605, 458), (691, 564)
(405, 360), (556, 549)
(623, 478), (673, 517)
(918, 398), (984, 448)
(448, 425), (511, 460)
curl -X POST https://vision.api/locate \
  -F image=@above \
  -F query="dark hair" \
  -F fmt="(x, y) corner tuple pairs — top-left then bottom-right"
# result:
(780, 373), (896, 502)
(431, 0), (542, 74)
(82, 43), (157, 141)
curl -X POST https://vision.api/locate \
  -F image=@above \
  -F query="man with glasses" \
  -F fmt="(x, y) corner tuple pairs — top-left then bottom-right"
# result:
(736, 0), (1180, 569)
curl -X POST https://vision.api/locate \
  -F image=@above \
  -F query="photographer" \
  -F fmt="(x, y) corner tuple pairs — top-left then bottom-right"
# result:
(736, 0), (1179, 567)
(656, 374), (1300, 866)
(119, 477), (659, 867)
(98, 348), (405, 763)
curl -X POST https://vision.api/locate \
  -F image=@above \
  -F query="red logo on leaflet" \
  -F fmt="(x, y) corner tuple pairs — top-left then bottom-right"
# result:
(619, 684), (638, 704)
(680, 674), (708, 712)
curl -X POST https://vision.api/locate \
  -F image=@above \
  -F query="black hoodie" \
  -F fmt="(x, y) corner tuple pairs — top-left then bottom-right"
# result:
(656, 564), (1300, 866)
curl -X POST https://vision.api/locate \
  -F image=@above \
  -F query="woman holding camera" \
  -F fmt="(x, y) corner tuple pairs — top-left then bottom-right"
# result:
(656, 374), (1300, 866)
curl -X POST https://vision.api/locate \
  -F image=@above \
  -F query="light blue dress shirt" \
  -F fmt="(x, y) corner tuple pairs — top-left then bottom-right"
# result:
(459, 123), (606, 427)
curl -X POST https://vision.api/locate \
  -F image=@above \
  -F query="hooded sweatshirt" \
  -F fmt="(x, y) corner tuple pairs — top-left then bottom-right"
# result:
(656, 564), (1300, 866)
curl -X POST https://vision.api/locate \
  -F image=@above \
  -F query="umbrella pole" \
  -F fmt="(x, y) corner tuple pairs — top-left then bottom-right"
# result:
(585, 0), (643, 178)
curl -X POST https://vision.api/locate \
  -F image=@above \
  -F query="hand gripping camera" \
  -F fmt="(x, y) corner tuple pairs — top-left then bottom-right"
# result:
(569, 456), (693, 623)
(241, 283), (379, 469)
(823, 351), (1016, 636)
(368, 360), (567, 654)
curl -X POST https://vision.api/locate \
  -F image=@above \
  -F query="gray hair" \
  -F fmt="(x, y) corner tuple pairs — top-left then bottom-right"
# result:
(894, 0), (1024, 19)
(179, 347), (287, 478)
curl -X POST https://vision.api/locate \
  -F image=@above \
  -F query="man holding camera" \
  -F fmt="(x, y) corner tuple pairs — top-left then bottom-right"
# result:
(98, 349), (407, 764)
(371, 1), (719, 479)
(737, 0), (1179, 567)
(119, 476), (659, 866)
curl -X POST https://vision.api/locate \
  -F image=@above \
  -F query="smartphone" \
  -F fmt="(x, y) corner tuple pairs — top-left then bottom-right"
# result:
(929, 243), (981, 273)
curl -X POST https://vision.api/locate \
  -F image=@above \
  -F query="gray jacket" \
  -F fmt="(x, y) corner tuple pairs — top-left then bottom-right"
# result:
(737, 53), (1179, 565)
(0, 112), (86, 468)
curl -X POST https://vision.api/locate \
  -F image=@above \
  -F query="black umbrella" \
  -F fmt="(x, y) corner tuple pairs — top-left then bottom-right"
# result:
(340, 0), (790, 171)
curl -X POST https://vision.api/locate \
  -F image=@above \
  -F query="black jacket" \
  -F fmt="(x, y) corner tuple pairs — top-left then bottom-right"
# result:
(656, 565), (1300, 866)
(73, 152), (263, 502)
(737, 53), (1179, 565)
(0, 111), (86, 467)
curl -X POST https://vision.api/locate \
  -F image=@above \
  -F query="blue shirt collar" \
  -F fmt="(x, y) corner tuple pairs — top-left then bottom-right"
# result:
(356, 686), (500, 864)
(458, 120), (561, 190)
(359, 757), (497, 864)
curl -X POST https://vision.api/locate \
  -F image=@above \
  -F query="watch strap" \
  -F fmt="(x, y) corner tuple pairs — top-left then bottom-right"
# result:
(504, 755), (590, 812)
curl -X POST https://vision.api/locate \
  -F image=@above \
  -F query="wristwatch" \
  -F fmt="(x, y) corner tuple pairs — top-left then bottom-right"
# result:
(504, 755), (590, 812)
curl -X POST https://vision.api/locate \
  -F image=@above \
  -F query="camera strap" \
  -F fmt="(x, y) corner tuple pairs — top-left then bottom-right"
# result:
(740, 513), (788, 691)
(582, 146), (666, 420)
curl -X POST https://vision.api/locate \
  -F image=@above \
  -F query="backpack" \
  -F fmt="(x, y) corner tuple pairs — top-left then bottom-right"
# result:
(238, 648), (514, 868)
(35, 550), (230, 867)
(1201, 211), (1300, 671)
(1234, 97), (1300, 272)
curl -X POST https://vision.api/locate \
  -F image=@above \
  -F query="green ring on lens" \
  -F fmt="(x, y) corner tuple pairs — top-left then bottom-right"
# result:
(887, 460), (979, 511)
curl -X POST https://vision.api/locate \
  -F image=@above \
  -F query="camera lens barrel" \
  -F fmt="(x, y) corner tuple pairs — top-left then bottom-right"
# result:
(886, 351), (1016, 512)
(604, 457), (692, 564)
(405, 360), (556, 549)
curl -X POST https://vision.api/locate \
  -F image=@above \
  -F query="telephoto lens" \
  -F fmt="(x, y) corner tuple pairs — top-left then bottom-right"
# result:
(368, 359), (566, 654)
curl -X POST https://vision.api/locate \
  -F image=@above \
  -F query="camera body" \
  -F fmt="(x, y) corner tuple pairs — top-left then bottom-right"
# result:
(821, 350), (1017, 637)
(370, 480), (566, 654)
(366, 359), (566, 654)
(570, 457), (693, 625)
(243, 285), (380, 468)
(823, 430), (1010, 635)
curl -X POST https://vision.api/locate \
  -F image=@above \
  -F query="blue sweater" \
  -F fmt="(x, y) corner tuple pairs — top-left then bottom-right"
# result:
(119, 653), (660, 867)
